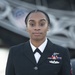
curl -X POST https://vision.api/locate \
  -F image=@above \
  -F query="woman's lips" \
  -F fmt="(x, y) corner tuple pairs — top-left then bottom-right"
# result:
(33, 32), (42, 35)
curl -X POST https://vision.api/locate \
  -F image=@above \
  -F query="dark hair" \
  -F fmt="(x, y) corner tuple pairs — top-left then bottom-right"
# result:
(25, 9), (50, 26)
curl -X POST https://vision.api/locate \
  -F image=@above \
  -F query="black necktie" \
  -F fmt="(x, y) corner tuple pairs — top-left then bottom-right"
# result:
(34, 48), (42, 55)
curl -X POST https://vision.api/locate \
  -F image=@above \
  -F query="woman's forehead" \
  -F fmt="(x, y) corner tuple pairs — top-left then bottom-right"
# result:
(27, 12), (47, 20)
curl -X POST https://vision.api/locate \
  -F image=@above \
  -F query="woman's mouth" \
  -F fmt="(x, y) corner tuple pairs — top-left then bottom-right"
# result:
(33, 32), (42, 36)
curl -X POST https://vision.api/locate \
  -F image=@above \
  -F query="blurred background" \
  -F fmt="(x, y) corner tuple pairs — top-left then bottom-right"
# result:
(0, 0), (75, 75)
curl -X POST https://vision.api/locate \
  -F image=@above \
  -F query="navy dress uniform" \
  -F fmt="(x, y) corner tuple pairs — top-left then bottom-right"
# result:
(6, 39), (71, 75)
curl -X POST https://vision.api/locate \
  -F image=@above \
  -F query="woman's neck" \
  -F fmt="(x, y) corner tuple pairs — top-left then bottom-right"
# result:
(30, 38), (46, 47)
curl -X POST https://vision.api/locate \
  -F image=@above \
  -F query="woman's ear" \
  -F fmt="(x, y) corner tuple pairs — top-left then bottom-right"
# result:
(25, 25), (28, 31)
(47, 26), (50, 31)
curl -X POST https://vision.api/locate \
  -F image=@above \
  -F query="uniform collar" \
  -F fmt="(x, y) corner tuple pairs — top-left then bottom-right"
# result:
(30, 38), (48, 53)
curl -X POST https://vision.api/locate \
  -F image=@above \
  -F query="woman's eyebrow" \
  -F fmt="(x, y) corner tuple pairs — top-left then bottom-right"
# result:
(29, 20), (35, 22)
(40, 19), (46, 22)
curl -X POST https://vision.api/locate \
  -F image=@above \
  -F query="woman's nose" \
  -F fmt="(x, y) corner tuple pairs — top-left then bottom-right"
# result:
(34, 25), (40, 30)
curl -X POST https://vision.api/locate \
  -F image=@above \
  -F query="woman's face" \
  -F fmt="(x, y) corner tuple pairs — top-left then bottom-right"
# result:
(26, 12), (49, 41)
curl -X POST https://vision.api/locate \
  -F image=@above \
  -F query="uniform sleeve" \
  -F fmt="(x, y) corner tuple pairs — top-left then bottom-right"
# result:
(5, 48), (15, 75)
(60, 49), (71, 75)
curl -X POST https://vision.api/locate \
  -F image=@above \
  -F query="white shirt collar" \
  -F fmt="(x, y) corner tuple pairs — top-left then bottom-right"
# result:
(30, 38), (48, 53)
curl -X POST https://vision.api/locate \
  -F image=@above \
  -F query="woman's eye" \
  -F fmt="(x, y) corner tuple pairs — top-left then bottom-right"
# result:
(40, 23), (45, 26)
(30, 23), (35, 27)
